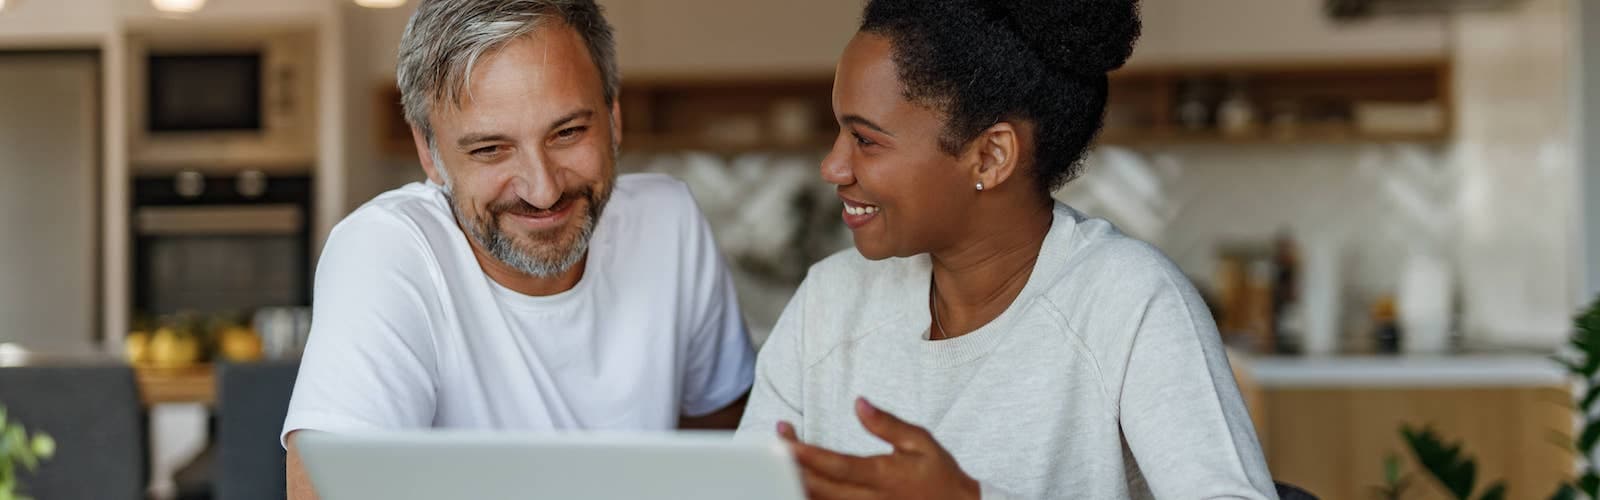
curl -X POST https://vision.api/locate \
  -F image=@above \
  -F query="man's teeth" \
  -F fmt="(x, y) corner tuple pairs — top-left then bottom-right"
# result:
(846, 205), (879, 216)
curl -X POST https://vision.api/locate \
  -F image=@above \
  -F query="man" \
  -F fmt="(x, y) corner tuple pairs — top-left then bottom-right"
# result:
(281, 0), (755, 497)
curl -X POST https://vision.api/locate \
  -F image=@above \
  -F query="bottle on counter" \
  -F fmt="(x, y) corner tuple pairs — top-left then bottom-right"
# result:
(1271, 232), (1302, 355)
(1372, 295), (1401, 355)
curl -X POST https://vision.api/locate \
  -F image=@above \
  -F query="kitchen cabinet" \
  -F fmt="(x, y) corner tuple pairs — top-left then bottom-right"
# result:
(1129, 0), (1449, 68)
(1239, 356), (1571, 500)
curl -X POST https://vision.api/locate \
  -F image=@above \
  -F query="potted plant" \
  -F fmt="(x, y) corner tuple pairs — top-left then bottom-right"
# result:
(1390, 295), (1600, 499)
(0, 405), (54, 500)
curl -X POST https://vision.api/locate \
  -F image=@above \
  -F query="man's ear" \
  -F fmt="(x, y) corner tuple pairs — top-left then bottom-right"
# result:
(412, 126), (446, 186)
(609, 99), (623, 149)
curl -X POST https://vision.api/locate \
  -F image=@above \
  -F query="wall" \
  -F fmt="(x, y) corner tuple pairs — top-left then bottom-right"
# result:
(0, 54), (101, 354)
(341, 0), (425, 214)
(1065, 0), (1580, 350)
(1580, 0), (1600, 302)
(0, 0), (115, 47)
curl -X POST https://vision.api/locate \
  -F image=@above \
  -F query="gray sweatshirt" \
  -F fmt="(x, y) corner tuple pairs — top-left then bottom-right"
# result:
(737, 203), (1278, 499)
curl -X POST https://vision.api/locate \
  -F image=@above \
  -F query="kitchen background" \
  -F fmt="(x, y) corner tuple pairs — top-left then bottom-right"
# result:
(0, 0), (1597, 499)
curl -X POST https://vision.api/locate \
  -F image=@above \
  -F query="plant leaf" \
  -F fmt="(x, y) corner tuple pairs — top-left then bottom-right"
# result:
(1402, 424), (1478, 499)
(1580, 470), (1600, 498)
(1478, 481), (1506, 500)
(1579, 384), (1600, 414)
(1579, 424), (1600, 455)
(1550, 483), (1578, 500)
(29, 434), (53, 460)
(1385, 453), (1401, 484)
(1555, 356), (1584, 376)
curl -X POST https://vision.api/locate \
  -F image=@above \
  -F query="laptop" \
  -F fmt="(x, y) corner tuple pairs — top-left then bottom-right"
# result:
(295, 430), (807, 500)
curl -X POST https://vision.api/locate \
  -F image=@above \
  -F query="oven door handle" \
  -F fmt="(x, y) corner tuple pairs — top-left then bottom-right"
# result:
(135, 205), (303, 236)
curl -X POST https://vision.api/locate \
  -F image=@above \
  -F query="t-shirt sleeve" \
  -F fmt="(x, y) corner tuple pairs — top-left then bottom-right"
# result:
(1115, 268), (1278, 499)
(677, 193), (757, 418)
(280, 210), (440, 447)
(735, 278), (806, 438)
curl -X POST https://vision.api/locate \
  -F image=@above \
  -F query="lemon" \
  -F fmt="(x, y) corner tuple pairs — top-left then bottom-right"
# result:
(125, 330), (150, 365)
(219, 326), (264, 362)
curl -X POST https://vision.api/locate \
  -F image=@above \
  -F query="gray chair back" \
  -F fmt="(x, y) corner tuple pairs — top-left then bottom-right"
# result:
(0, 364), (148, 500)
(1276, 481), (1318, 500)
(214, 360), (300, 500)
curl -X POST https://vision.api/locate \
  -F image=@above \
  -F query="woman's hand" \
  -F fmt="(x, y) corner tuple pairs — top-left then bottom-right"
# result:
(777, 398), (980, 500)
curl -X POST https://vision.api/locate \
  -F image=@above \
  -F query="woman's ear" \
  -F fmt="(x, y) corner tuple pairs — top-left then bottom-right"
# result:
(969, 122), (1020, 192)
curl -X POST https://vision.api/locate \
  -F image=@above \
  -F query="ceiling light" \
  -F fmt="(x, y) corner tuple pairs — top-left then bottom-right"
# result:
(152, 0), (206, 14)
(354, 0), (406, 8)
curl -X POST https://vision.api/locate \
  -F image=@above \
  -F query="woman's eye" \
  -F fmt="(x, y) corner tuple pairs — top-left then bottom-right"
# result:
(852, 132), (875, 147)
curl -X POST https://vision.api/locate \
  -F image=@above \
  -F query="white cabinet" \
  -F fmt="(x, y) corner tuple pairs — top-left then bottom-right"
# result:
(607, 0), (859, 77)
(1129, 0), (1448, 67)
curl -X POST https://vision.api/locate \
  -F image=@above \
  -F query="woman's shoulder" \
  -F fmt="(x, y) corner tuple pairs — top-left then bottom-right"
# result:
(1037, 206), (1199, 316)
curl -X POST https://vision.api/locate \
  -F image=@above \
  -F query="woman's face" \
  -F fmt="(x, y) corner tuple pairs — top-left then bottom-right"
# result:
(822, 33), (976, 260)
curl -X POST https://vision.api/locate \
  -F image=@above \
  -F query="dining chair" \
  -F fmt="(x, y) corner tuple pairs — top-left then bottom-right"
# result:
(0, 363), (149, 500)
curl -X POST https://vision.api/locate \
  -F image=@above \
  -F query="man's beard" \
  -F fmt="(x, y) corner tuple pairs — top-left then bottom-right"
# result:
(447, 184), (612, 278)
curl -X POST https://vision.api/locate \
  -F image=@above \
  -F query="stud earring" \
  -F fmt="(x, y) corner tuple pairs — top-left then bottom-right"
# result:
(975, 182), (984, 192)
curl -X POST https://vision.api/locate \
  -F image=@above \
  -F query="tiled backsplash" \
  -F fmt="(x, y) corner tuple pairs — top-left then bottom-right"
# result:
(1061, 143), (1468, 352)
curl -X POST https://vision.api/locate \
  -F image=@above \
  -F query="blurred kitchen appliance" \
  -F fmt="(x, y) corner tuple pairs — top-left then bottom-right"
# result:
(132, 171), (312, 317)
(129, 28), (317, 171)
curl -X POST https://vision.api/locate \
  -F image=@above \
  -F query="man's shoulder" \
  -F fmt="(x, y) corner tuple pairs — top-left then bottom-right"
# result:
(602, 173), (711, 243)
(323, 182), (458, 272)
(610, 173), (698, 216)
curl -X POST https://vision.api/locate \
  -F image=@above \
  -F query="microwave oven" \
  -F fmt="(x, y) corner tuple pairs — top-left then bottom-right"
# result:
(131, 30), (317, 171)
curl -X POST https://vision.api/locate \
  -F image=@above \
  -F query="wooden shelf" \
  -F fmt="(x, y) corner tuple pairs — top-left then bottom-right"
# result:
(134, 364), (215, 406)
(1098, 127), (1448, 146)
(370, 59), (1453, 153)
(1102, 58), (1452, 146)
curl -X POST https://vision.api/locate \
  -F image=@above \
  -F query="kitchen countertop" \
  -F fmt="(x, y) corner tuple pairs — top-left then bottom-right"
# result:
(1242, 353), (1569, 389)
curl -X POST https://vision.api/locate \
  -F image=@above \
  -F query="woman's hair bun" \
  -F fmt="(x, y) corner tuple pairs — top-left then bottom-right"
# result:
(996, 0), (1141, 75)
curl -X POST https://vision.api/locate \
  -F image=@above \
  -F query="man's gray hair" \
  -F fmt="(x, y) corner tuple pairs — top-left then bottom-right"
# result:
(396, 0), (618, 146)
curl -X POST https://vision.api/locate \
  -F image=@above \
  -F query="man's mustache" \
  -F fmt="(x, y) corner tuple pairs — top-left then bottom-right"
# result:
(489, 188), (593, 218)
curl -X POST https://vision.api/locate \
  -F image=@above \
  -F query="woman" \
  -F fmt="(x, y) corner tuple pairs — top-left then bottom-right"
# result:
(735, 1), (1278, 499)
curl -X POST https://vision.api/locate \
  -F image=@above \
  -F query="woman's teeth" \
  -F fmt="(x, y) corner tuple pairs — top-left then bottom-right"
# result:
(846, 205), (879, 216)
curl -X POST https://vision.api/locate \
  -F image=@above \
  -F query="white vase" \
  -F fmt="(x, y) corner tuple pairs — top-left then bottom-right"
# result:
(1398, 252), (1455, 354)
(1299, 238), (1342, 356)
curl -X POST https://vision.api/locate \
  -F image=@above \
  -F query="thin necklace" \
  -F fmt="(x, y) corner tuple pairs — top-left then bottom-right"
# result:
(930, 280), (948, 340)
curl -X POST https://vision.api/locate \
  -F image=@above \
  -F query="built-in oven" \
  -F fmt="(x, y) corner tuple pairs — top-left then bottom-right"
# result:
(132, 170), (312, 317)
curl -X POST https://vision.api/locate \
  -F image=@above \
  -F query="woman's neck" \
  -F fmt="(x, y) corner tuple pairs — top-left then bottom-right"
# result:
(928, 198), (1054, 339)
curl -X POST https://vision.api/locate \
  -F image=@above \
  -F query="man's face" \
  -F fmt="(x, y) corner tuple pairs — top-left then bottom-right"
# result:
(419, 24), (619, 278)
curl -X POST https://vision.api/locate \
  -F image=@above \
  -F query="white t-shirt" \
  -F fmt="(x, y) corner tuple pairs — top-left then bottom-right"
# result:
(282, 174), (755, 445)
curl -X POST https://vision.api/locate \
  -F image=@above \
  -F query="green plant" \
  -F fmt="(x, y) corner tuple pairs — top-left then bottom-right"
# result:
(0, 405), (55, 500)
(1393, 295), (1600, 500)
(1372, 453), (1412, 500)
(1552, 294), (1600, 499)
(1400, 425), (1505, 500)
